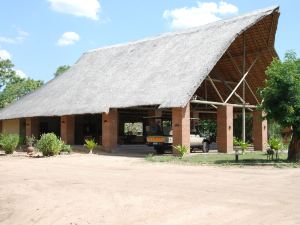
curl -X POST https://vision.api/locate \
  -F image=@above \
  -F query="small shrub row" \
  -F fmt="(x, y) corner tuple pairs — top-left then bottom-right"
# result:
(0, 132), (72, 156)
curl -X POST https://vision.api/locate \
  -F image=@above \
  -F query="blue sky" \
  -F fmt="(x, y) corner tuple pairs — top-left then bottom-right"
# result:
(0, 0), (298, 82)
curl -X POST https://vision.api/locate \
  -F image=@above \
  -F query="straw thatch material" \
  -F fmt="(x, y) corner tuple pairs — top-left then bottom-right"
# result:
(0, 6), (279, 120)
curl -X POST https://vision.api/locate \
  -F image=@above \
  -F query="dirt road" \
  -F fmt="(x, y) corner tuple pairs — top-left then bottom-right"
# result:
(0, 153), (299, 225)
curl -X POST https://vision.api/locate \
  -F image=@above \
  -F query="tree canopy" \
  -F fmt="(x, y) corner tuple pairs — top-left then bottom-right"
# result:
(54, 65), (70, 77)
(0, 59), (43, 109)
(260, 51), (300, 161)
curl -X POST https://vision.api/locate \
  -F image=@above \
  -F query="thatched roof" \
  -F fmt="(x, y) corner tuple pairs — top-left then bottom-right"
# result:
(0, 6), (279, 120)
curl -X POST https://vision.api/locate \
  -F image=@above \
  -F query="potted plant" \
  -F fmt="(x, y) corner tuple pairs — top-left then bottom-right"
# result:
(26, 135), (36, 154)
(233, 137), (241, 151)
(239, 141), (249, 154)
(84, 139), (98, 154)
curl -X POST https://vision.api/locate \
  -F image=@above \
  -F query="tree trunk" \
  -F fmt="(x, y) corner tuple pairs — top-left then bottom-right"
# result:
(288, 130), (300, 161)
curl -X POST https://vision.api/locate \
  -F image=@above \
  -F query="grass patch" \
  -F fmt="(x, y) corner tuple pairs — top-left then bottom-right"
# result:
(145, 151), (300, 168)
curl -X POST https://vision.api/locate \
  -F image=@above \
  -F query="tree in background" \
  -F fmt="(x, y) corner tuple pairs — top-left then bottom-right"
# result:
(260, 51), (300, 161)
(54, 65), (70, 77)
(0, 59), (43, 108)
(0, 59), (16, 89)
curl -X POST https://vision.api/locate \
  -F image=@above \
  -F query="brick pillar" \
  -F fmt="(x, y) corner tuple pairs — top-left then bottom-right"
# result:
(25, 117), (39, 137)
(0, 120), (2, 133)
(61, 115), (75, 145)
(253, 110), (268, 151)
(102, 109), (118, 152)
(217, 105), (233, 153)
(172, 103), (190, 154)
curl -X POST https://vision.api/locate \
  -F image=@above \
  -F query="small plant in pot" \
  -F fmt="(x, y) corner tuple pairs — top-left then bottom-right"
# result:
(26, 135), (36, 154)
(233, 137), (241, 153)
(239, 141), (249, 154)
(84, 139), (98, 154)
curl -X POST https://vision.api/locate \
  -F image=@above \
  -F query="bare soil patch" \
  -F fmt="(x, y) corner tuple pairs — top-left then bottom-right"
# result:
(0, 153), (300, 225)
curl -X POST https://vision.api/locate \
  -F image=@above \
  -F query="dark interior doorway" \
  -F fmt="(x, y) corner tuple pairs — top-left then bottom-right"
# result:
(39, 117), (61, 137)
(75, 114), (102, 145)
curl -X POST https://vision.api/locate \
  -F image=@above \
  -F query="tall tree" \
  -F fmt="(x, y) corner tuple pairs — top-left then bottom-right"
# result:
(0, 59), (17, 89)
(260, 51), (300, 161)
(0, 59), (43, 108)
(54, 65), (70, 77)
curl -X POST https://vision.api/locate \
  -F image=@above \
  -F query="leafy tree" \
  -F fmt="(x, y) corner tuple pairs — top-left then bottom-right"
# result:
(260, 51), (300, 161)
(0, 59), (17, 89)
(0, 77), (43, 108)
(54, 65), (70, 77)
(0, 59), (43, 108)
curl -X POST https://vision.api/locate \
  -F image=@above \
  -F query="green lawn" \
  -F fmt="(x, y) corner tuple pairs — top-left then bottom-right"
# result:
(145, 151), (300, 168)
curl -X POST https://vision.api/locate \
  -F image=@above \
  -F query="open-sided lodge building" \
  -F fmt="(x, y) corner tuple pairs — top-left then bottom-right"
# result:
(0, 6), (280, 154)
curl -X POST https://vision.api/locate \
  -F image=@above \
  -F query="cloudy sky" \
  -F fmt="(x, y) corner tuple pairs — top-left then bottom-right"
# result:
(0, 0), (298, 81)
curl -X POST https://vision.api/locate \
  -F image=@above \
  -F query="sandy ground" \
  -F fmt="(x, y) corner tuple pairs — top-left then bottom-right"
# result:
(0, 153), (300, 225)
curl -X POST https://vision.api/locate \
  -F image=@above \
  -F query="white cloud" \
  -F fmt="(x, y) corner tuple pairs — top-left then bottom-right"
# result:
(48, 0), (101, 20)
(57, 32), (80, 46)
(15, 69), (28, 79)
(0, 27), (29, 45)
(163, 1), (238, 30)
(0, 49), (11, 60)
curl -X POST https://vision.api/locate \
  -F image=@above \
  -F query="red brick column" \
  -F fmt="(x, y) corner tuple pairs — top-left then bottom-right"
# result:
(217, 105), (233, 153)
(253, 110), (268, 151)
(61, 115), (75, 145)
(102, 109), (118, 152)
(172, 103), (190, 154)
(25, 117), (39, 137)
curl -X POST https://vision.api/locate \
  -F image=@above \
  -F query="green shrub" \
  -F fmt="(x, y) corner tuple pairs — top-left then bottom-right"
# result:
(36, 133), (62, 156)
(0, 133), (20, 154)
(60, 142), (72, 153)
(269, 137), (282, 150)
(173, 145), (188, 158)
(84, 139), (98, 153)
(239, 141), (250, 154)
(233, 137), (241, 146)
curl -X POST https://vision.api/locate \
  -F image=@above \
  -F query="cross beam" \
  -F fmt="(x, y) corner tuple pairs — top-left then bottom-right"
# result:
(190, 100), (256, 108)
(224, 54), (260, 103)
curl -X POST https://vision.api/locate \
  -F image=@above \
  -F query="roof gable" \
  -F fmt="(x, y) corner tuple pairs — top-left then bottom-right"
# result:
(0, 6), (279, 119)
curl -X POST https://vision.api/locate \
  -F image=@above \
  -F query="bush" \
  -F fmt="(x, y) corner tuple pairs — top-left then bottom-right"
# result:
(0, 133), (20, 154)
(239, 141), (250, 154)
(60, 142), (72, 153)
(36, 133), (62, 156)
(233, 137), (241, 147)
(173, 145), (188, 158)
(269, 137), (282, 151)
(84, 139), (98, 153)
